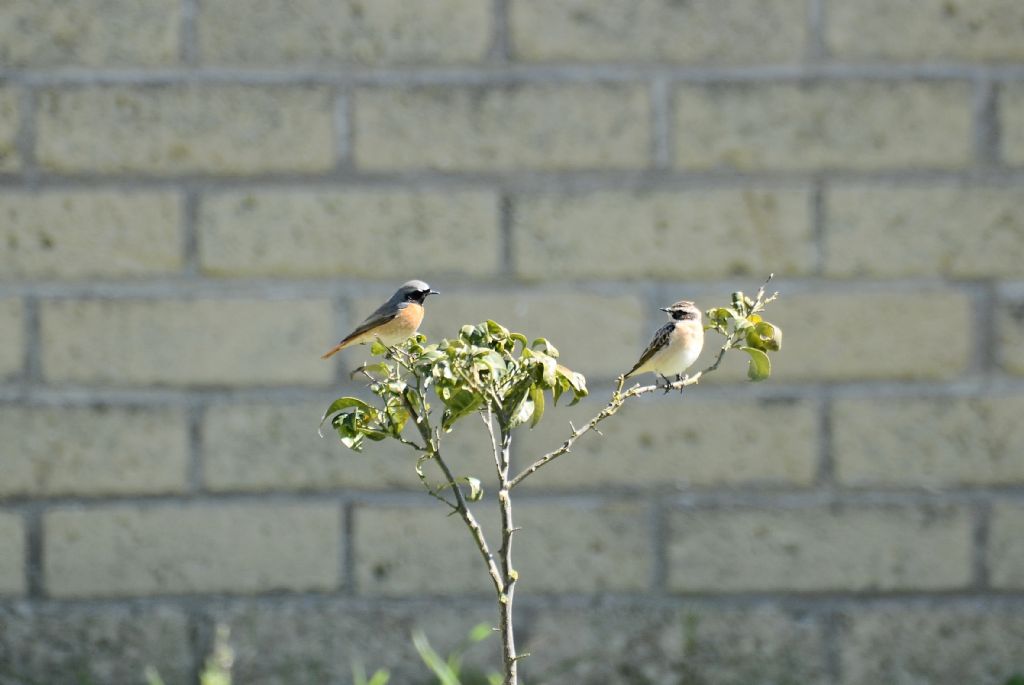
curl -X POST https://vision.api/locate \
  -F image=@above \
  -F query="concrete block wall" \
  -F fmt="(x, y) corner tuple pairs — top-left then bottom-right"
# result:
(1, 1), (1023, 683)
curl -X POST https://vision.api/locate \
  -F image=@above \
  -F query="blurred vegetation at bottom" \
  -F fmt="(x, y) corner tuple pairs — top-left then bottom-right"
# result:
(145, 622), (500, 685)
(16, 618), (1019, 684)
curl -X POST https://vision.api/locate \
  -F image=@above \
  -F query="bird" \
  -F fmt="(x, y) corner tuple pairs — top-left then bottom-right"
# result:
(623, 300), (705, 385)
(321, 280), (439, 359)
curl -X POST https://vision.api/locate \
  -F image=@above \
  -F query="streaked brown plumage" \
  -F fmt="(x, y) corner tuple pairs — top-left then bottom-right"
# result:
(624, 300), (704, 379)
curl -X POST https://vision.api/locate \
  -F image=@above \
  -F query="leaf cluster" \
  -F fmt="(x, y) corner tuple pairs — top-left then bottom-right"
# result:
(704, 280), (782, 382)
(321, 320), (588, 452)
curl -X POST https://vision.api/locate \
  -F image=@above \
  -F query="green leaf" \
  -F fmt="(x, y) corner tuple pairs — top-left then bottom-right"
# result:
(485, 320), (510, 338)
(361, 428), (389, 441)
(383, 398), (410, 434)
(502, 379), (532, 421)
(459, 323), (492, 346)
(367, 671), (390, 685)
(412, 631), (461, 685)
(744, 320), (782, 352)
(348, 361), (391, 381)
(333, 413), (366, 451)
(474, 348), (508, 377)
(529, 384), (545, 428)
(757, 321), (782, 351)
(706, 307), (743, 333)
(462, 476), (484, 502)
(440, 387), (481, 431)
(433, 360), (456, 383)
(509, 396), (535, 428)
(352, 662), (390, 685)
(741, 346), (772, 382)
(531, 337), (560, 358)
(369, 340), (388, 356)
(552, 377), (565, 405)
(320, 397), (375, 427)
(467, 623), (492, 643)
(555, 364), (588, 405)
(529, 350), (558, 388)
(510, 332), (528, 346)
(144, 667), (166, 685)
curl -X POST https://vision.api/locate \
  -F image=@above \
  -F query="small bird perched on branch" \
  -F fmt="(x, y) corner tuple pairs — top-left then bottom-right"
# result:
(623, 300), (704, 383)
(321, 280), (439, 359)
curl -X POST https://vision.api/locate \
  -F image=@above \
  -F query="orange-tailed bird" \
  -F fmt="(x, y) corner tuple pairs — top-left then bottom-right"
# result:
(321, 280), (439, 359)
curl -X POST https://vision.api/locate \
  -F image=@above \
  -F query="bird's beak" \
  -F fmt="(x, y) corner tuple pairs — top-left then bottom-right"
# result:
(430, 289), (440, 295)
(659, 307), (670, 312)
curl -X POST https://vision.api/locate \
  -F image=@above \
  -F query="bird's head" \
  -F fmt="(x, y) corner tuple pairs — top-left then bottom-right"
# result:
(396, 280), (440, 305)
(660, 300), (701, 322)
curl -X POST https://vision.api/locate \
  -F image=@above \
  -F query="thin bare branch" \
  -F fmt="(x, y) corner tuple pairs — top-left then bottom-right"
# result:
(495, 424), (519, 684)
(508, 331), (735, 490)
(399, 385), (506, 597)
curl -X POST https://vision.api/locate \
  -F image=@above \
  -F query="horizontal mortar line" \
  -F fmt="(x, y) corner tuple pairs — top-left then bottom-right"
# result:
(505, 591), (1024, 611)
(2, 167), (1024, 191)
(4, 376), (1024, 408)
(663, 488), (1024, 509)
(0, 278), (364, 298)
(0, 386), (26, 402)
(5, 62), (1024, 87)
(462, 486), (1024, 506)
(5, 485), (1024, 510)
(4, 590), (1024, 614)
(686, 376), (1024, 400)
(455, 487), (1024, 508)
(518, 591), (1024, 611)
(0, 274), (1014, 299)
(0, 491), (349, 510)
(4, 377), (1022, 411)
(997, 281), (1024, 298)
(1, 384), (339, 406)
(0, 279), (665, 302)
(544, 375), (1024, 403)
(0, 593), (500, 614)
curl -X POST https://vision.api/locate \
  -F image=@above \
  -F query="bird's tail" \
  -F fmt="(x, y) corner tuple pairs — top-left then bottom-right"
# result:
(320, 340), (349, 359)
(622, 361), (644, 379)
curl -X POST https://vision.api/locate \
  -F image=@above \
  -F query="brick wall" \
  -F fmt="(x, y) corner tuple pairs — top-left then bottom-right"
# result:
(1, 1), (1023, 683)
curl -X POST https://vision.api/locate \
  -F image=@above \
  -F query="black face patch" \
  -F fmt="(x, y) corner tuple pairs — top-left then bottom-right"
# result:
(406, 289), (432, 304)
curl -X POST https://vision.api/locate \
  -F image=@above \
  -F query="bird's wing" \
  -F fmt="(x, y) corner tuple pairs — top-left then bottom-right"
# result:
(321, 302), (405, 359)
(624, 322), (674, 377)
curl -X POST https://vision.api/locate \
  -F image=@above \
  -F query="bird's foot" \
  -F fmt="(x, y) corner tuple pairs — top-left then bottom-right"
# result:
(658, 374), (673, 395)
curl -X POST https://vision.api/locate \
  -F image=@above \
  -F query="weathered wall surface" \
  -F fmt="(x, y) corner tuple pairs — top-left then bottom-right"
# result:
(1, 1), (1023, 683)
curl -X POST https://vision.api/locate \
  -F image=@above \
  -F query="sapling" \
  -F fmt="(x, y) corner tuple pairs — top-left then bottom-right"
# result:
(322, 277), (781, 685)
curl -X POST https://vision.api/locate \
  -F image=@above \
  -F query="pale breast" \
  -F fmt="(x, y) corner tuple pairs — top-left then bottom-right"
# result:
(661, 321), (704, 374)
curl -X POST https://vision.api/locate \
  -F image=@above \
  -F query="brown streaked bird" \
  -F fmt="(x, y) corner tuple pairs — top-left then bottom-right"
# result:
(623, 300), (704, 383)
(321, 280), (439, 359)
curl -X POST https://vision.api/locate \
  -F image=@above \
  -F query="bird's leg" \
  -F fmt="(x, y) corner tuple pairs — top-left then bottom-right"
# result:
(676, 374), (686, 394)
(659, 373), (672, 395)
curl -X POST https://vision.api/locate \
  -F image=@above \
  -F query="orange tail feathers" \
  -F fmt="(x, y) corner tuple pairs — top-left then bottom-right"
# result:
(320, 340), (349, 359)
